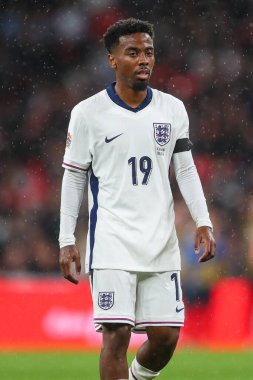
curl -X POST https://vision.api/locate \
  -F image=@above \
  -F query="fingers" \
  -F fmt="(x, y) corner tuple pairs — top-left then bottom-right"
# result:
(75, 254), (81, 275)
(59, 245), (81, 285)
(199, 237), (211, 260)
(194, 234), (201, 254)
(64, 274), (79, 285)
(199, 238), (216, 262)
(194, 226), (216, 263)
(59, 251), (71, 278)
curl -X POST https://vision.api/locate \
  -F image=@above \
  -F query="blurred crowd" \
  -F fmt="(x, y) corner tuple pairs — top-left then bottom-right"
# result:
(0, 1), (252, 301)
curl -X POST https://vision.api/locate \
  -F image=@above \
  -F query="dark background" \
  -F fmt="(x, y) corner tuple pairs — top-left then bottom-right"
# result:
(0, 0), (252, 303)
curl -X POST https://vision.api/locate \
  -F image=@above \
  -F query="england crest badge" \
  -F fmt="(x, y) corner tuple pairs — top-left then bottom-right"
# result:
(98, 292), (114, 310)
(153, 123), (171, 146)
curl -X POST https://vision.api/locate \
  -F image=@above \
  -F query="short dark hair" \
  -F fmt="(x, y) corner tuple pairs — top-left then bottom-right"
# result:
(103, 18), (154, 53)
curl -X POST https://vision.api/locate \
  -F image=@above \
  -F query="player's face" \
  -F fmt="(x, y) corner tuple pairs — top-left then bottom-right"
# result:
(109, 33), (155, 91)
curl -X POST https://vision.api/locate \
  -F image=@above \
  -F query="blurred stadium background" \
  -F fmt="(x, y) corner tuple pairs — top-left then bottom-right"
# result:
(0, 0), (253, 360)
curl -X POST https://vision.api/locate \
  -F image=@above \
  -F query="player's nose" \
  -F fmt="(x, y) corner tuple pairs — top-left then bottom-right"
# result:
(138, 51), (149, 65)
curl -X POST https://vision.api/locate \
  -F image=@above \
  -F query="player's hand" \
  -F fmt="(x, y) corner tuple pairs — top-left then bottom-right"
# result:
(194, 226), (216, 263)
(59, 244), (81, 285)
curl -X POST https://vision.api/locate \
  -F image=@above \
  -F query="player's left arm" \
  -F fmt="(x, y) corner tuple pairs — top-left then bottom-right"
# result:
(172, 150), (216, 262)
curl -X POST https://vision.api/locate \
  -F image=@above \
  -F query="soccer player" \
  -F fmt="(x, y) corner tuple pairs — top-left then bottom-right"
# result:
(59, 18), (216, 380)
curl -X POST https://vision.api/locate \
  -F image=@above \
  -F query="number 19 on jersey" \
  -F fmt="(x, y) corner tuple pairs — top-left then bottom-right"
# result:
(128, 156), (152, 186)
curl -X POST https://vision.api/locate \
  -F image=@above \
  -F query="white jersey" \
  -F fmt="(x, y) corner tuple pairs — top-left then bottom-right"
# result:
(63, 84), (192, 273)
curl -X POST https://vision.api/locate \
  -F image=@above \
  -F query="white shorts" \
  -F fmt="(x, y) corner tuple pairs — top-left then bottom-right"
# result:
(91, 269), (185, 333)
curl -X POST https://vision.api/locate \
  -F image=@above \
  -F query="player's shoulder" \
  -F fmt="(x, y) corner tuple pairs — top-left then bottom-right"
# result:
(152, 88), (185, 111)
(71, 89), (108, 118)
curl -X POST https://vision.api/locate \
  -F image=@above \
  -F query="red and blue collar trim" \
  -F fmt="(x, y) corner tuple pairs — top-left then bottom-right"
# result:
(106, 82), (153, 113)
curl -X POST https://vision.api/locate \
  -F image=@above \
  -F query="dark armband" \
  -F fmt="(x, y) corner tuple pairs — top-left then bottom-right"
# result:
(173, 138), (193, 154)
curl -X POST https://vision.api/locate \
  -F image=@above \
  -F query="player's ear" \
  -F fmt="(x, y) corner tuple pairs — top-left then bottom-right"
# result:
(108, 54), (117, 70)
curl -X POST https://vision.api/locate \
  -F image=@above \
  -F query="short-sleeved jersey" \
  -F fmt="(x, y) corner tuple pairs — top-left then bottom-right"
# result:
(63, 84), (191, 273)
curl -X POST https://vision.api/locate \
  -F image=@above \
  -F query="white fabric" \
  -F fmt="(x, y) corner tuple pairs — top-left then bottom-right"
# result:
(172, 150), (213, 229)
(59, 169), (87, 248)
(61, 87), (212, 273)
(92, 269), (184, 333)
(129, 357), (160, 379)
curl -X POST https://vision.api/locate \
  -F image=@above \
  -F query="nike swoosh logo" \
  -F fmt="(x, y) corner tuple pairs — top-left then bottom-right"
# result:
(176, 306), (185, 313)
(105, 133), (123, 143)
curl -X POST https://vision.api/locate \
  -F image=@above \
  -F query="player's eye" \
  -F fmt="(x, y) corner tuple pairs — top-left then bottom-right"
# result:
(128, 51), (137, 57)
(146, 50), (153, 57)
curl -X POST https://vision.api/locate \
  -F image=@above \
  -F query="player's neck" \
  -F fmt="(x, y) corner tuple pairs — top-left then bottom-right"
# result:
(115, 81), (147, 109)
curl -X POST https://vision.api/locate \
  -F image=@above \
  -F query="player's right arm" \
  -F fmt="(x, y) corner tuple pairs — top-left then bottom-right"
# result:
(59, 104), (91, 284)
(59, 169), (87, 284)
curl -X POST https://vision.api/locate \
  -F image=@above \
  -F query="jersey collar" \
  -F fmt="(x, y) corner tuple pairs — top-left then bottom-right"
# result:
(106, 82), (153, 113)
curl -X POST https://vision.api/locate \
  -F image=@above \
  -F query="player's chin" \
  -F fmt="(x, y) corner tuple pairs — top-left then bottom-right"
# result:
(132, 79), (149, 92)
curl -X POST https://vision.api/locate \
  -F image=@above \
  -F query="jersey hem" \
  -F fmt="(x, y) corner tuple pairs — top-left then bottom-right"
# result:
(86, 266), (182, 274)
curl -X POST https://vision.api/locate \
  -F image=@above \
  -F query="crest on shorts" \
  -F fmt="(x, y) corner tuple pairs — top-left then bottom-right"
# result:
(153, 123), (171, 146)
(98, 292), (114, 310)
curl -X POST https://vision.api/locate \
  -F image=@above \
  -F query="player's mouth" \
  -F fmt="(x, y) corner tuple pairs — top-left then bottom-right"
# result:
(134, 69), (150, 80)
